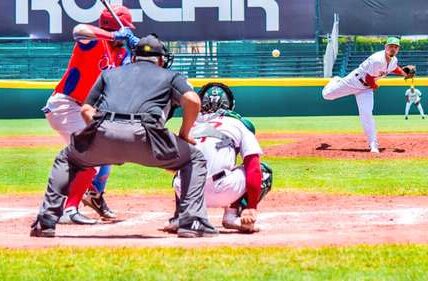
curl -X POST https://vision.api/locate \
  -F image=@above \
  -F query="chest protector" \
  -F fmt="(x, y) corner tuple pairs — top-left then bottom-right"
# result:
(192, 110), (256, 151)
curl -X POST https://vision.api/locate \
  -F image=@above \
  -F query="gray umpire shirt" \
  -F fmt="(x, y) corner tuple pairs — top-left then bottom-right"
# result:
(86, 60), (193, 123)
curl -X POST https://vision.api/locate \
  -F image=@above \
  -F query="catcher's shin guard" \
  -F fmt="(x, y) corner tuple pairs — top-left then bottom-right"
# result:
(238, 162), (273, 209)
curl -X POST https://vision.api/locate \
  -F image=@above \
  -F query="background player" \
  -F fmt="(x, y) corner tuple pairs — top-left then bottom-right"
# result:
(322, 37), (415, 153)
(164, 83), (273, 233)
(405, 86), (425, 119)
(42, 5), (139, 224)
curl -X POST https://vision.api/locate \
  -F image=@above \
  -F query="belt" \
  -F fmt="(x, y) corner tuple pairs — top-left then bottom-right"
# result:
(355, 73), (369, 87)
(358, 78), (369, 87)
(212, 170), (226, 182)
(100, 112), (157, 123)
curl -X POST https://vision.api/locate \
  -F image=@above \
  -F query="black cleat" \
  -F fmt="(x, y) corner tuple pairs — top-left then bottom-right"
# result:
(162, 217), (179, 233)
(82, 191), (117, 219)
(177, 218), (219, 238)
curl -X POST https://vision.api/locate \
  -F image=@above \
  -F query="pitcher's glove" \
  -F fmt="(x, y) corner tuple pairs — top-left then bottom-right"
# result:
(402, 65), (416, 80)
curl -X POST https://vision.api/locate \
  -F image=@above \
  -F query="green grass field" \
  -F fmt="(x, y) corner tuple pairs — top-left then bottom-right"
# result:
(1, 116), (427, 280)
(1, 115), (427, 136)
(0, 116), (427, 195)
(1, 245), (428, 281)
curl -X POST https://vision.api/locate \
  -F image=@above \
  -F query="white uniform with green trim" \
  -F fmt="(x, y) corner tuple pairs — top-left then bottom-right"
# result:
(322, 50), (399, 146)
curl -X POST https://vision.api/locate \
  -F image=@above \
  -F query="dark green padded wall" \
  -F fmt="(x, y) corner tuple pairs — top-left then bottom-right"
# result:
(0, 86), (425, 118)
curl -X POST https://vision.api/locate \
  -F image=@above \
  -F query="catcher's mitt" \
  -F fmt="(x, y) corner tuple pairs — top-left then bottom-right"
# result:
(402, 65), (416, 79)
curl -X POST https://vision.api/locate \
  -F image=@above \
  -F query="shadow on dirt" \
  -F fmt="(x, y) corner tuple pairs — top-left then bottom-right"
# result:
(57, 234), (165, 239)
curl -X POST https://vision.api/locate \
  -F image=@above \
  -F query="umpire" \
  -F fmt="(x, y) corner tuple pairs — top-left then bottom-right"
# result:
(31, 35), (218, 238)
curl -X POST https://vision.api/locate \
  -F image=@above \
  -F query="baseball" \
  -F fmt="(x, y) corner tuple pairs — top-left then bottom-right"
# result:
(272, 49), (281, 57)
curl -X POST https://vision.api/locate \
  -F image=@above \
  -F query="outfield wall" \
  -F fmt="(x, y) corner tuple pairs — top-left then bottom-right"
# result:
(0, 78), (427, 118)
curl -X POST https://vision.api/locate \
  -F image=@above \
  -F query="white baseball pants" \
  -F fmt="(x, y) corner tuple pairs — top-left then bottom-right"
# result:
(174, 167), (246, 208)
(43, 94), (86, 144)
(323, 76), (377, 144)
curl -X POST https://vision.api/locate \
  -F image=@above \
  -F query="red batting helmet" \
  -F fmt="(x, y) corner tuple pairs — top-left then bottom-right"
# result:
(99, 5), (135, 31)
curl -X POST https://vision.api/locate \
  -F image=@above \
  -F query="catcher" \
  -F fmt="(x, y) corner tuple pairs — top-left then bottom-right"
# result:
(405, 86), (425, 119)
(322, 37), (415, 153)
(164, 83), (273, 233)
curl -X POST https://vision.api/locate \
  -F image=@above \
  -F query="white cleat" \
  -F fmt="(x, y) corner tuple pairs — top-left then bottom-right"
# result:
(222, 207), (242, 230)
(58, 207), (98, 225)
(369, 141), (380, 154)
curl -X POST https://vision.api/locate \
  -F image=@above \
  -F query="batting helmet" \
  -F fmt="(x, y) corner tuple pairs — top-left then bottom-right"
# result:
(198, 82), (235, 114)
(99, 5), (135, 31)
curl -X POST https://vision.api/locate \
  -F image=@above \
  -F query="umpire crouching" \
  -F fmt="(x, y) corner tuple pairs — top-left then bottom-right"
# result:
(31, 35), (218, 238)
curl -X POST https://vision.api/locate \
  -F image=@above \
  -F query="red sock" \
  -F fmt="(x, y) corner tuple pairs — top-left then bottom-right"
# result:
(64, 168), (97, 209)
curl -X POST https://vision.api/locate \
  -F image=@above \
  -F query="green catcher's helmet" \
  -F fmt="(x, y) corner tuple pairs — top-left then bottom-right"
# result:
(198, 82), (235, 114)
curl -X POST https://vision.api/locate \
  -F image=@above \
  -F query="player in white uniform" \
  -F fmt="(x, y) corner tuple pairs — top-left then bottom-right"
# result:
(322, 37), (414, 153)
(405, 86), (425, 119)
(164, 83), (273, 233)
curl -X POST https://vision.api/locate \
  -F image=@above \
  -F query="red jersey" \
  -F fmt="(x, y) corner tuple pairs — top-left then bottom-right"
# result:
(54, 40), (128, 104)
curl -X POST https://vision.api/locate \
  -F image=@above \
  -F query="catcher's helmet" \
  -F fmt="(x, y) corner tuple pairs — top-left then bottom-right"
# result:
(198, 82), (235, 114)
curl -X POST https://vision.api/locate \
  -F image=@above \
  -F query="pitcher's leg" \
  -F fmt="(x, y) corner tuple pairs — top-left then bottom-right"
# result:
(355, 91), (378, 149)
(322, 77), (355, 100)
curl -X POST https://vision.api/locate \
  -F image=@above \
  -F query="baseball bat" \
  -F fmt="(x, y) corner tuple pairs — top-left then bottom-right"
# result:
(100, 0), (125, 29)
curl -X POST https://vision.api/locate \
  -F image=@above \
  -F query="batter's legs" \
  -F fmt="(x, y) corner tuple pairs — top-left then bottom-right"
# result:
(45, 99), (114, 219)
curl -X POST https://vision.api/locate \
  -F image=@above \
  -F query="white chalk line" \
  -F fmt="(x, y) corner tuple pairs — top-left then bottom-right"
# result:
(1, 207), (428, 232)
(79, 207), (428, 235)
(0, 207), (34, 222)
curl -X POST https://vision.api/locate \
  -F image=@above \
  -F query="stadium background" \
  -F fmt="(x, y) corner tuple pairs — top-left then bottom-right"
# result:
(1, 0), (428, 118)
(1, 1), (428, 280)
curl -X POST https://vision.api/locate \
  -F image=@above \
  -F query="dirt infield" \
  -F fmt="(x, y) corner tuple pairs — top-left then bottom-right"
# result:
(260, 133), (428, 159)
(0, 136), (63, 148)
(2, 133), (428, 159)
(1, 192), (427, 248)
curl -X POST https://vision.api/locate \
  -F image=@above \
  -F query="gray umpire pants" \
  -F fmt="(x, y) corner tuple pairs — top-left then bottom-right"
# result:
(37, 119), (209, 228)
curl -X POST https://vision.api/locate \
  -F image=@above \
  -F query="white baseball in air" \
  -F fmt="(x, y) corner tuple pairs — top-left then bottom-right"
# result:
(272, 49), (281, 57)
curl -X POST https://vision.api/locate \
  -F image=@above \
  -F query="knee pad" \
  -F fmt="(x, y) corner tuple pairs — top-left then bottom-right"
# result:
(260, 162), (273, 199)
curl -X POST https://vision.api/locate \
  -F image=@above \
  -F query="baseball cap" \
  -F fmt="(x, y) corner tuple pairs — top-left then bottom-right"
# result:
(386, 37), (400, 46)
(134, 35), (167, 57)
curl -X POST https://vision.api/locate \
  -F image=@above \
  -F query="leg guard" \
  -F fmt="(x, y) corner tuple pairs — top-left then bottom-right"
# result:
(238, 162), (273, 209)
